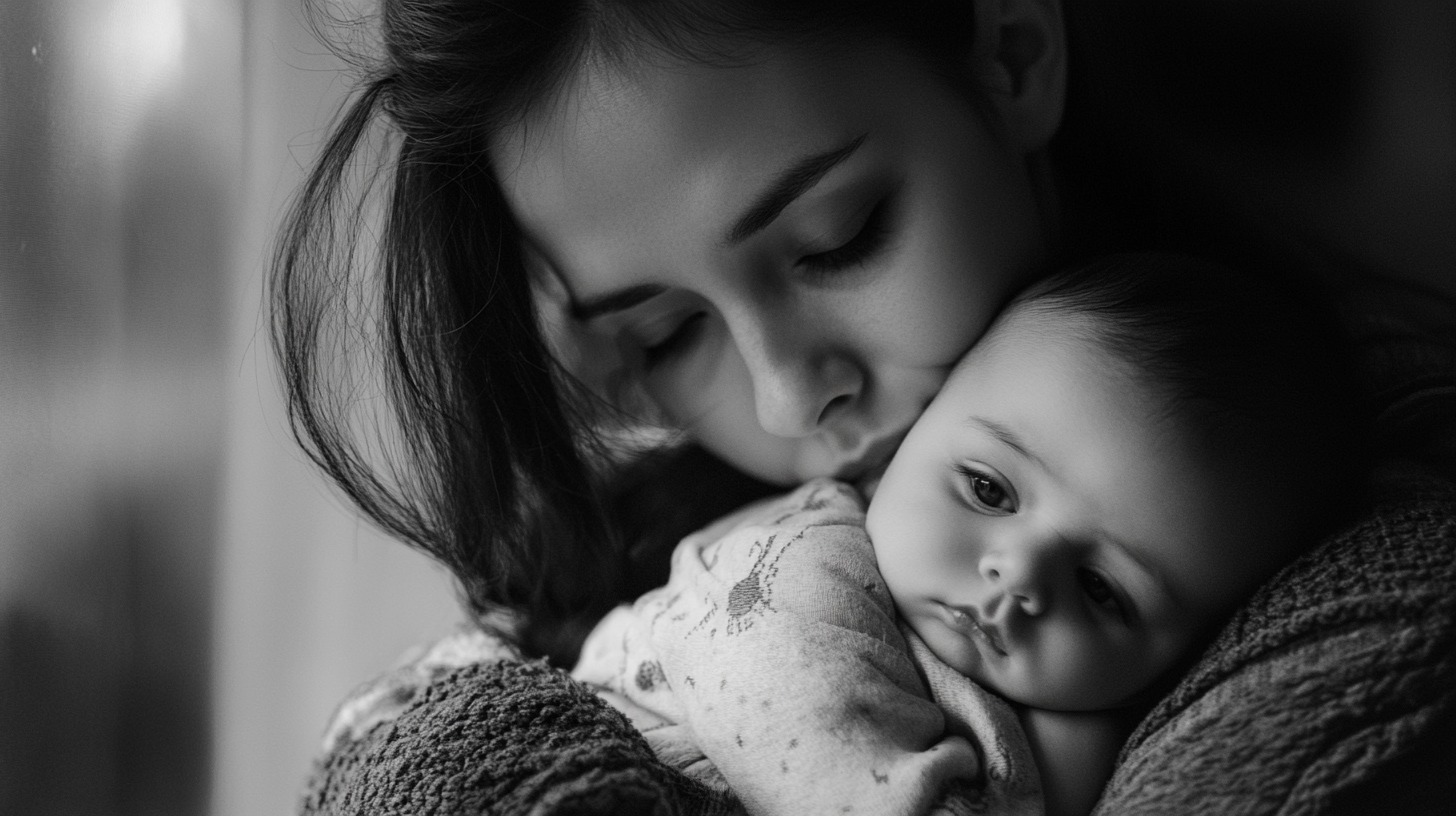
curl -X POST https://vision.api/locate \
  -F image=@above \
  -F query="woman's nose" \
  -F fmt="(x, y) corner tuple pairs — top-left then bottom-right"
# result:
(979, 548), (1052, 617)
(736, 314), (863, 438)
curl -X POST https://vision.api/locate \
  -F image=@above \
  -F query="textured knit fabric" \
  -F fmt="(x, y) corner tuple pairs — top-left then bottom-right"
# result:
(1093, 462), (1456, 816)
(572, 479), (1041, 816)
(300, 627), (737, 815)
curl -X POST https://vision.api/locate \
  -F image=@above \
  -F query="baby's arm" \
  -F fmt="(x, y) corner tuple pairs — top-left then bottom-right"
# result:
(1017, 707), (1132, 816)
(642, 479), (987, 815)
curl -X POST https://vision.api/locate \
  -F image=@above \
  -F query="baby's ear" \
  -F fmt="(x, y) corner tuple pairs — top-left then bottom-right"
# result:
(970, 0), (1067, 152)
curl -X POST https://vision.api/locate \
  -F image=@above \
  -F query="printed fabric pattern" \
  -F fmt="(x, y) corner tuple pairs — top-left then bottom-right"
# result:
(573, 478), (1043, 816)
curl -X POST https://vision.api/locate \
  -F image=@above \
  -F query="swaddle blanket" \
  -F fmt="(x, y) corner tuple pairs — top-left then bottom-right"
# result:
(572, 479), (1041, 816)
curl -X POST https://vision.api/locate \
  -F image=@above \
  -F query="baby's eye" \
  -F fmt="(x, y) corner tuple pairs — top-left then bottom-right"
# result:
(1076, 568), (1131, 622)
(954, 464), (1017, 515)
(641, 312), (707, 367)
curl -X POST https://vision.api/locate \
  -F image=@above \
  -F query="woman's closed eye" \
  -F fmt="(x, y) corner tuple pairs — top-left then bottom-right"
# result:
(796, 195), (894, 278)
(954, 463), (1017, 515)
(640, 311), (708, 368)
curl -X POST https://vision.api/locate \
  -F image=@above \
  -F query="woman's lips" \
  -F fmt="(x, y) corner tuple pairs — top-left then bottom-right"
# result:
(854, 458), (890, 499)
(939, 603), (1008, 656)
(834, 430), (910, 485)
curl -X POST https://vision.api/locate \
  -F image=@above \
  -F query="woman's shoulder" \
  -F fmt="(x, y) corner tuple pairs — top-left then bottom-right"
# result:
(301, 622), (737, 815)
(314, 623), (524, 758)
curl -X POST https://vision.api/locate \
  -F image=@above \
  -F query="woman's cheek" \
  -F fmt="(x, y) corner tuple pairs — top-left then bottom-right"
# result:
(868, 248), (1007, 368)
(640, 327), (797, 483)
(642, 319), (730, 428)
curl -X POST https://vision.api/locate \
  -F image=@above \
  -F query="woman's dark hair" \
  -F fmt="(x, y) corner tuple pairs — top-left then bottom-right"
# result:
(271, 0), (982, 662)
(1012, 252), (1369, 538)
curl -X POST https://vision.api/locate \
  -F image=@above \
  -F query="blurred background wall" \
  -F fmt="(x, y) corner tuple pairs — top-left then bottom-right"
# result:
(1, 1), (459, 814)
(0, 1), (1450, 815)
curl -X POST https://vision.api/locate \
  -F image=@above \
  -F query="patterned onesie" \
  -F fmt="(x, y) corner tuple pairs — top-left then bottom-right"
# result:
(573, 478), (1043, 816)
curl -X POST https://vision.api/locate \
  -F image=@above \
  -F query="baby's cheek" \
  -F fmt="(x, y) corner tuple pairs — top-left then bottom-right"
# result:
(863, 506), (907, 590)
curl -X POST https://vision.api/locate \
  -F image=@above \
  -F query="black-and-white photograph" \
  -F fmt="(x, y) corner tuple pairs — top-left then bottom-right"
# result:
(3, 2), (1453, 814)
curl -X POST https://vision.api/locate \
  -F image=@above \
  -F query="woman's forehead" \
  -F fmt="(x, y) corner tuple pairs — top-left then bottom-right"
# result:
(489, 40), (960, 263)
(495, 35), (912, 148)
(494, 46), (853, 187)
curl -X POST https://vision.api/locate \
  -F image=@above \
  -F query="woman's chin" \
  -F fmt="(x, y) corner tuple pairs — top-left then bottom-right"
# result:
(855, 471), (882, 499)
(852, 458), (892, 498)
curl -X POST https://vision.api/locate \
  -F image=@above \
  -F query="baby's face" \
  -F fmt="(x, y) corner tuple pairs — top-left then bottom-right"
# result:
(865, 309), (1297, 711)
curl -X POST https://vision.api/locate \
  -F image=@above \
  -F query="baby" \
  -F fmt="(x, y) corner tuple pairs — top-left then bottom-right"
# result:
(573, 253), (1361, 816)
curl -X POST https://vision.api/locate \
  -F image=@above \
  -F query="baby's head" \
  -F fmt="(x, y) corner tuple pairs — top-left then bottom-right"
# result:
(865, 253), (1362, 711)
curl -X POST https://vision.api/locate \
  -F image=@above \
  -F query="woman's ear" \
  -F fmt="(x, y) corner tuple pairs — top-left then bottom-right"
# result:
(970, 0), (1067, 152)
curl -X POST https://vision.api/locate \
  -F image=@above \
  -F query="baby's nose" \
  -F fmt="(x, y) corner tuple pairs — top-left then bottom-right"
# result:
(979, 551), (1050, 616)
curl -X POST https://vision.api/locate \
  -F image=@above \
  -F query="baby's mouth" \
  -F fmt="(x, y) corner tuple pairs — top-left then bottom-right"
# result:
(941, 603), (1008, 656)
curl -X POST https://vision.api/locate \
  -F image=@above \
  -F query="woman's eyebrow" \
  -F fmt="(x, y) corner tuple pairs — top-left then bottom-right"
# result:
(571, 134), (870, 322)
(723, 133), (868, 246)
(570, 283), (667, 321)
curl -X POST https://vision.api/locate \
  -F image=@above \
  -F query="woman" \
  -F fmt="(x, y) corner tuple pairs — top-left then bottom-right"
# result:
(277, 0), (1456, 812)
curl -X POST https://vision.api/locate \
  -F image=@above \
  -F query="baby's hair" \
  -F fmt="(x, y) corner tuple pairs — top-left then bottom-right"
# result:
(1008, 253), (1367, 538)
(273, 0), (988, 661)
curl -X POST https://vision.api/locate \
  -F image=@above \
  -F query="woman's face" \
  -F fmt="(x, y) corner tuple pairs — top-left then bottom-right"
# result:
(492, 40), (1055, 487)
